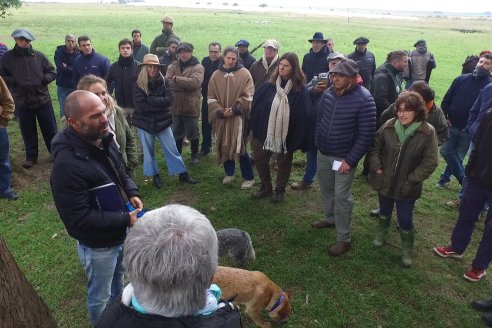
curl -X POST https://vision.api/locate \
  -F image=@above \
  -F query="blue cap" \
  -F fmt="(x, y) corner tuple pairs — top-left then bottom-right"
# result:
(11, 28), (36, 41)
(235, 39), (249, 47)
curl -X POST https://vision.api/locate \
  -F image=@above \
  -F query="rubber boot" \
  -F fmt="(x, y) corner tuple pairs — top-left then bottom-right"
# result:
(175, 138), (183, 154)
(373, 215), (391, 247)
(190, 139), (199, 165)
(400, 228), (415, 268)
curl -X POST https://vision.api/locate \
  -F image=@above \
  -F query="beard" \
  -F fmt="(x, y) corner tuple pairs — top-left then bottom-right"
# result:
(80, 123), (109, 142)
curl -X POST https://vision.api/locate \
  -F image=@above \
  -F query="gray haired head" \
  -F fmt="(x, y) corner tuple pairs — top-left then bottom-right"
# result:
(123, 204), (218, 317)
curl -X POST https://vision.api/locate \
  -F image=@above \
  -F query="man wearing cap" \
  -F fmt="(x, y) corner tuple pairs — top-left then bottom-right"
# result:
(236, 39), (256, 70)
(131, 29), (149, 63)
(158, 37), (179, 75)
(54, 34), (80, 117)
(292, 52), (345, 191)
(166, 42), (204, 165)
(347, 37), (376, 90)
(302, 32), (330, 83)
(200, 41), (222, 156)
(73, 35), (111, 86)
(313, 58), (376, 256)
(405, 40), (436, 88)
(0, 28), (58, 169)
(249, 39), (280, 90)
(150, 15), (180, 58)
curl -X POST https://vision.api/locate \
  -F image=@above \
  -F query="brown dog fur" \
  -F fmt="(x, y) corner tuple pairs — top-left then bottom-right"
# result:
(213, 266), (292, 328)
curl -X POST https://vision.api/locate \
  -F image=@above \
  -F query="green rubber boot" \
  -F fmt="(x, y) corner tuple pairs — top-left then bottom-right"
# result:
(373, 215), (391, 247)
(400, 228), (415, 268)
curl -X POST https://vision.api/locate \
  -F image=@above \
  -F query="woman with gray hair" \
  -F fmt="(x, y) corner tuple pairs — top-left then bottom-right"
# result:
(96, 204), (242, 327)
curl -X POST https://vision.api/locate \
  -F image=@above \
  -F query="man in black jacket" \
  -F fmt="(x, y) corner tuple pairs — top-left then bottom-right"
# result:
(235, 39), (255, 69)
(347, 37), (376, 90)
(54, 34), (80, 117)
(0, 28), (58, 169)
(50, 90), (143, 327)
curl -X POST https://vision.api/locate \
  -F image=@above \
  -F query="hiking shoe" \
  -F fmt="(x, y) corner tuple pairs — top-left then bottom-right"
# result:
(311, 220), (335, 229)
(433, 245), (463, 258)
(222, 175), (235, 185)
(329, 241), (352, 256)
(241, 179), (255, 190)
(446, 199), (461, 207)
(291, 180), (312, 190)
(464, 268), (486, 282)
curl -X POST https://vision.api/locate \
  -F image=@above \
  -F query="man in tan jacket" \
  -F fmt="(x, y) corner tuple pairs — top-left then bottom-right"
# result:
(0, 76), (17, 200)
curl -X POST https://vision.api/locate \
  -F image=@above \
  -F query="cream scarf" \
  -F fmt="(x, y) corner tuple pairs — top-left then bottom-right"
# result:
(261, 54), (279, 72)
(263, 76), (292, 153)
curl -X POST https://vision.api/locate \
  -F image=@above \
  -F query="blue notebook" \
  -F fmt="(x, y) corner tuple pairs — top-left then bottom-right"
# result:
(88, 182), (126, 212)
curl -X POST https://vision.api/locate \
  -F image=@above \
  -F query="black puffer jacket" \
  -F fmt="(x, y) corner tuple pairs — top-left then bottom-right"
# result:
(132, 75), (174, 133)
(96, 299), (242, 328)
(370, 62), (403, 118)
(50, 128), (139, 248)
(106, 55), (139, 108)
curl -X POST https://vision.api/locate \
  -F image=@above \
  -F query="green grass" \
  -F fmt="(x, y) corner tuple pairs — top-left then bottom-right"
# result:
(1, 3), (492, 327)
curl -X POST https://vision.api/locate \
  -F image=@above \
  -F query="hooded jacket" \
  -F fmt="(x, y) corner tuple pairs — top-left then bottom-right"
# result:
(50, 128), (139, 248)
(54, 45), (80, 88)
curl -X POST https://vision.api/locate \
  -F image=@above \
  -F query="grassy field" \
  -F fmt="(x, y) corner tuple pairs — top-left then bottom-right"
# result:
(1, 3), (492, 327)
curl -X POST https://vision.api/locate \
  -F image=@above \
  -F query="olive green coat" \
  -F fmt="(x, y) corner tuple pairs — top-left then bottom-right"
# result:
(367, 118), (438, 200)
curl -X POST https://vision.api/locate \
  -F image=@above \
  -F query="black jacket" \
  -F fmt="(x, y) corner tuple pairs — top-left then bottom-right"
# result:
(466, 109), (492, 188)
(96, 299), (242, 328)
(201, 56), (221, 98)
(302, 46), (329, 82)
(50, 128), (139, 248)
(54, 45), (80, 88)
(347, 48), (376, 90)
(132, 75), (174, 133)
(239, 51), (256, 70)
(370, 62), (403, 118)
(106, 55), (139, 108)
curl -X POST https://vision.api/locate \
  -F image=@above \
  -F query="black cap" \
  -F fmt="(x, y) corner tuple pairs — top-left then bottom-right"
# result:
(176, 42), (194, 53)
(353, 37), (369, 45)
(414, 39), (426, 47)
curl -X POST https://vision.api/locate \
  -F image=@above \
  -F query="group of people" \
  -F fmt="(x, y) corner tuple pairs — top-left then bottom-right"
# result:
(1, 16), (492, 327)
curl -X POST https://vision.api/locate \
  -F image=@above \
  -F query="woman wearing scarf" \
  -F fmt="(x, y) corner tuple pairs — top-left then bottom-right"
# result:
(367, 91), (438, 267)
(249, 52), (311, 203)
(208, 46), (255, 190)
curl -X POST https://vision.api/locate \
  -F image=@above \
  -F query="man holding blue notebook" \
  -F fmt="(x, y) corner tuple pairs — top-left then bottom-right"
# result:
(50, 90), (143, 326)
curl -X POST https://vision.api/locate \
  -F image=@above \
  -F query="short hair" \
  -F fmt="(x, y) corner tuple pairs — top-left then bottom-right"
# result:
(77, 74), (107, 91)
(65, 34), (75, 41)
(480, 53), (492, 61)
(270, 52), (306, 92)
(209, 41), (221, 50)
(386, 50), (408, 63)
(394, 91), (427, 122)
(64, 90), (92, 119)
(223, 45), (238, 58)
(118, 38), (133, 49)
(167, 38), (180, 47)
(131, 29), (141, 36)
(77, 35), (91, 45)
(123, 204), (218, 317)
(409, 81), (435, 102)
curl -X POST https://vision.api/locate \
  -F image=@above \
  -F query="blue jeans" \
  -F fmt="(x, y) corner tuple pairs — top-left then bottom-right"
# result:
(451, 178), (492, 270)
(200, 98), (212, 153)
(439, 126), (470, 185)
(77, 243), (124, 326)
(15, 103), (58, 160)
(0, 128), (13, 194)
(137, 127), (187, 177)
(302, 149), (317, 184)
(57, 86), (75, 118)
(378, 194), (416, 231)
(223, 152), (254, 180)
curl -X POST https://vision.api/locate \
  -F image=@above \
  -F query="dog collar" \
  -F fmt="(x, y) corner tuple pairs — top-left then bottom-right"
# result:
(269, 291), (285, 313)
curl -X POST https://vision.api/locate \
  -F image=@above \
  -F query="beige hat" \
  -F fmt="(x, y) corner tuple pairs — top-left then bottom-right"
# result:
(138, 54), (165, 66)
(161, 15), (173, 23)
(262, 39), (279, 50)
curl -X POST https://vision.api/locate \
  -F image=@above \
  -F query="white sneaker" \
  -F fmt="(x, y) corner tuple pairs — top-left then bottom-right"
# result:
(241, 179), (255, 190)
(222, 175), (235, 185)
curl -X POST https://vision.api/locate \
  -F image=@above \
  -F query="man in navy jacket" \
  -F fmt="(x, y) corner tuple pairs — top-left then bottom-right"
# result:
(73, 35), (110, 86)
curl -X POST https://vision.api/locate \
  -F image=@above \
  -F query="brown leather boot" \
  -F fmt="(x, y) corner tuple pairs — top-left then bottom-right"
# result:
(328, 241), (352, 256)
(251, 184), (273, 199)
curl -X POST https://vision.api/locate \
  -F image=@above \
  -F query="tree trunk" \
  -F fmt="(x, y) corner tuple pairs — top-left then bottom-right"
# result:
(0, 237), (58, 327)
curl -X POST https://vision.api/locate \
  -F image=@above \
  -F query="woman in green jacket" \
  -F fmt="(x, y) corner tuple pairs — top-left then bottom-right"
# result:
(367, 91), (438, 267)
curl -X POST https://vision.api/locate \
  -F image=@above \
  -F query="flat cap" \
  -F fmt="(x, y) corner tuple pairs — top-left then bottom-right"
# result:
(11, 28), (36, 41)
(327, 52), (345, 62)
(235, 39), (250, 47)
(176, 42), (194, 53)
(414, 39), (426, 47)
(329, 58), (359, 76)
(262, 39), (279, 50)
(353, 37), (369, 45)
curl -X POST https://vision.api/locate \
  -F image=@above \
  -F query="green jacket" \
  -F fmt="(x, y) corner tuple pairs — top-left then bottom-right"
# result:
(367, 118), (438, 200)
(113, 106), (139, 175)
(150, 30), (180, 57)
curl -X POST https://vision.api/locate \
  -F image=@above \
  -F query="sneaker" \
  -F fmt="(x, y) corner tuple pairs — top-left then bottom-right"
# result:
(369, 208), (380, 217)
(311, 220), (335, 229)
(0, 190), (19, 201)
(464, 268), (486, 282)
(433, 245), (463, 258)
(222, 175), (235, 185)
(291, 180), (312, 190)
(183, 137), (190, 146)
(241, 179), (255, 190)
(446, 199), (461, 207)
(435, 181), (449, 188)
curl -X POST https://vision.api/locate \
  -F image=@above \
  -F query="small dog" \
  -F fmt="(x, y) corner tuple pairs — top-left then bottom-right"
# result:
(217, 228), (256, 268)
(213, 266), (292, 328)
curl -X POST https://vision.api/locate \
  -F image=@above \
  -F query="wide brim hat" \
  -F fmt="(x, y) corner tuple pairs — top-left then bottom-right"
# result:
(308, 32), (327, 43)
(138, 54), (165, 66)
(11, 28), (36, 41)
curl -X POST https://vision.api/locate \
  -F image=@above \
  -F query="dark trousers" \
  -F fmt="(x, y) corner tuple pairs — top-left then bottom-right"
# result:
(378, 194), (416, 231)
(223, 152), (254, 180)
(251, 138), (293, 191)
(16, 103), (58, 160)
(451, 178), (492, 270)
(200, 98), (212, 153)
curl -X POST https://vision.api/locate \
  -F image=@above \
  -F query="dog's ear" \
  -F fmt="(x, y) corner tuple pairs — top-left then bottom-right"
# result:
(285, 289), (292, 299)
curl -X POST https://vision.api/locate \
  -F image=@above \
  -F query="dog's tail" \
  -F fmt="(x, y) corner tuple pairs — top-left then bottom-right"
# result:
(243, 231), (256, 261)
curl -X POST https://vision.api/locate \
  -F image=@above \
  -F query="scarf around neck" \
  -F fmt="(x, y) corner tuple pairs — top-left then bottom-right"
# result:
(261, 54), (279, 72)
(263, 77), (292, 154)
(395, 120), (421, 144)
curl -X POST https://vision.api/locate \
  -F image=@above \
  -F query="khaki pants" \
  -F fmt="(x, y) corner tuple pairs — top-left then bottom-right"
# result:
(251, 138), (293, 191)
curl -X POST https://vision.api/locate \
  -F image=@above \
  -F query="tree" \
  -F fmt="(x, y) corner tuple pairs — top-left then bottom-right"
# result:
(0, 238), (58, 327)
(0, 0), (21, 19)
